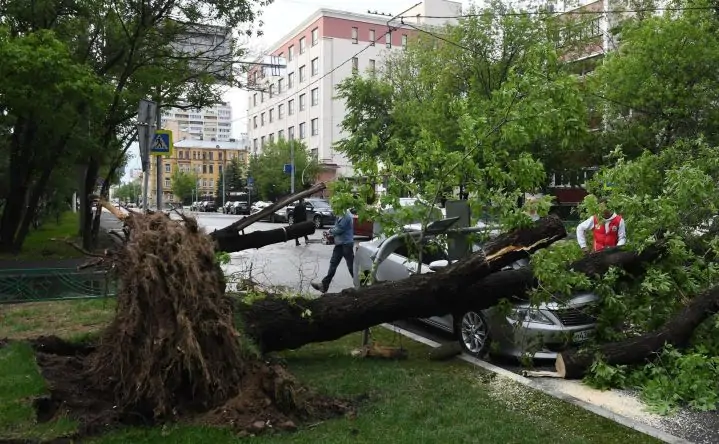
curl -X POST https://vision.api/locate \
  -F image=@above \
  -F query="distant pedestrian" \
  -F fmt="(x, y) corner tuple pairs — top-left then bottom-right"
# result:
(292, 198), (310, 246)
(311, 208), (355, 293)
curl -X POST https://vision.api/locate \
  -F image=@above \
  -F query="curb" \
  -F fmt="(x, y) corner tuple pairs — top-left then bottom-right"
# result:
(380, 323), (693, 444)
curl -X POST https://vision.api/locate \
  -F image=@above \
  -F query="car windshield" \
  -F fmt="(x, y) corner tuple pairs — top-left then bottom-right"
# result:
(310, 200), (330, 209)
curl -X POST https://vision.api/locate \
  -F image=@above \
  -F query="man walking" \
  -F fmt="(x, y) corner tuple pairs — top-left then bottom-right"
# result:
(311, 208), (354, 293)
(576, 197), (626, 252)
(292, 198), (310, 246)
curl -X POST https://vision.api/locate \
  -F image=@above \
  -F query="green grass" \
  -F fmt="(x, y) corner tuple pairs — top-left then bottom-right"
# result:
(0, 212), (82, 260)
(0, 299), (116, 340)
(0, 300), (660, 444)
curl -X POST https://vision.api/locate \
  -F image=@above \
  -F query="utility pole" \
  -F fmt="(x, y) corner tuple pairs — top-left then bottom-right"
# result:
(222, 151), (226, 208)
(155, 98), (162, 211)
(290, 140), (295, 194)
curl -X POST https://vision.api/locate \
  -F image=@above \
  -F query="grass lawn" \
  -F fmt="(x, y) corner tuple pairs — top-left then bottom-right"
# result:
(0, 299), (660, 444)
(0, 211), (83, 260)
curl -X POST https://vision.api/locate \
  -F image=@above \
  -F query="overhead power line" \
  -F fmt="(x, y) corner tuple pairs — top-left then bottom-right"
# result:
(398, 6), (717, 19)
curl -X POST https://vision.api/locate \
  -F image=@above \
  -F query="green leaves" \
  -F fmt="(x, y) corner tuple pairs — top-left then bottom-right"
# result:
(248, 140), (317, 201)
(171, 169), (199, 202)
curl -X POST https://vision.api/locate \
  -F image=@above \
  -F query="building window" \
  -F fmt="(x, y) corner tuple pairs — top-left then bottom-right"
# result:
(210, 179), (214, 188)
(386, 32), (391, 48)
(202, 164), (207, 174)
(299, 122), (306, 139)
(209, 164), (214, 174)
(351, 27), (358, 44)
(219, 152), (223, 160)
(402, 34), (408, 48)
(253, 93), (257, 106)
(253, 116), (258, 128)
(164, 163), (171, 172)
(261, 136), (266, 147)
(288, 45), (294, 61)
(209, 152), (213, 160)
(193, 151), (197, 160)
(178, 151), (183, 160)
(164, 178), (170, 188)
(311, 58), (319, 76)
(299, 36), (306, 54)
(311, 148), (318, 158)
(369, 29), (375, 45)
(299, 65), (306, 83)
(299, 93), (306, 111)
(261, 112), (265, 126)
(202, 179), (207, 187)
(278, 129), (284, 140)
(261, 92), (264, 103)
(288, 126), (295, 140)
(311, 118), (318, 136)
(278, 78), (283, 93)
(352, 57), (358, 73)
(278, 103), (284, 119)
(288, 72), (294, 88)
(269, 108), (274, 123)
(288, 99), (295, 115)
(312, 28), (319, 46)
(202, 152), (206, 160)
(253, 139), (258, 151)
(369, 59), (376, 73)
(269, 84), (274, 98)
(311, 88), (319, 106)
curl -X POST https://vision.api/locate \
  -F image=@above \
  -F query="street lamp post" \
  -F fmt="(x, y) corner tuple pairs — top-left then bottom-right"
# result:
(290, 140), (295, 194)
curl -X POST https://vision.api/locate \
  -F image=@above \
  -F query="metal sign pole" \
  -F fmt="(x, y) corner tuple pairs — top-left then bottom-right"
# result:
(290, 141), (295, 194)
(155, 108), (162, 210)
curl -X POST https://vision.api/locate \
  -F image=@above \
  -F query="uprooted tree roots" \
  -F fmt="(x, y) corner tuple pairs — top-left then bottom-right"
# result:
(32, 212), (351, 436)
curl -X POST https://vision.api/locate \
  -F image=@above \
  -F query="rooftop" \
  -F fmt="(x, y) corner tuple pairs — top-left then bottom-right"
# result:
(174, 140), (246, 150)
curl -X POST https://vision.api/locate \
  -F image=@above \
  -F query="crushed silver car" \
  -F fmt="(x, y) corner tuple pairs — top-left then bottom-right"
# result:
(353, 219), (598, 359)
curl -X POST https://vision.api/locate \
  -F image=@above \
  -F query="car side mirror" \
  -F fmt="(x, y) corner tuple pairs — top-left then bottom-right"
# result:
(428, 259), (450, 271)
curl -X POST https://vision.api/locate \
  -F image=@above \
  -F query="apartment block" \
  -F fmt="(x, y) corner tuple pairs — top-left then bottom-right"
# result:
(161, 101), (233, 142)
(148, 139), (248, 204)
(246, 0), (461, 183)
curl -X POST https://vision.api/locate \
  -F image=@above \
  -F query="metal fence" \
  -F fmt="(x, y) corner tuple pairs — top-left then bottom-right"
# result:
(0, 268), (118, 304)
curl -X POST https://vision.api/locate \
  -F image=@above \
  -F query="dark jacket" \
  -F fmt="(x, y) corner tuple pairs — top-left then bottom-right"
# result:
(292, 202), (308, 222)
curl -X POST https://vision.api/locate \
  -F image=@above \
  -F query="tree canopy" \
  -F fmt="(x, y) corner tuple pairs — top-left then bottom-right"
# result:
(248, 140), (318, 201)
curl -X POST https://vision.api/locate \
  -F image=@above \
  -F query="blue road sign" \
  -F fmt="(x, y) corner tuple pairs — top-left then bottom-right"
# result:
(283, 164), (293, 174)
(150, 130), (173, 157)
(247, 177), (254, 186)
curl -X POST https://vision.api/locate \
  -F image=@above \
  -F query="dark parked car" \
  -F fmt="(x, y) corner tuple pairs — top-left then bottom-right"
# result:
(288, 199), (335, 228)
(200, 201), (216, 212)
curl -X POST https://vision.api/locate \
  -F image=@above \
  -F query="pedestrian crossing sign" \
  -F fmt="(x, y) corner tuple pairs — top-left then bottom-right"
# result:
(150, 129), (173, 157)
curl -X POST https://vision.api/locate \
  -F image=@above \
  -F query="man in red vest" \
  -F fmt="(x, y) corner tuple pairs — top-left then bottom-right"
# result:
(576, 198), (626, 252)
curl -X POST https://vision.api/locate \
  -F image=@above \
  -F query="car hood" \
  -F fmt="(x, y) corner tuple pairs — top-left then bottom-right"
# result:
(513, 292), (599, 310)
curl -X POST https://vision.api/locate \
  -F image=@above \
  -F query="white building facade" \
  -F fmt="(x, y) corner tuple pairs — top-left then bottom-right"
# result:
(246, 0), (461, 182)
(161, 101), (233, 142)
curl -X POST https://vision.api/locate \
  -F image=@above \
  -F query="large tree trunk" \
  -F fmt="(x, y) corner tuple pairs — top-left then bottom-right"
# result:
(556, 285), (719, 379)
(236, 239), (668, 354)
(81, 159), (100, 250)
(213, 221), (316, 252)
(235, 216), (567, 353)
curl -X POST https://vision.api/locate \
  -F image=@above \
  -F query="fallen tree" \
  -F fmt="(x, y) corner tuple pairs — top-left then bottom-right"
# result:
(556, 284), (719, 379)
(235, 216), (568, 352)
(213, 220), (316, 252)
(237, 240), (668, 353)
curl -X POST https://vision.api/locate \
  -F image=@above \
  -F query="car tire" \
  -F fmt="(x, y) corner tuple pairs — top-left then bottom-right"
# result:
(313, 215), (322, 228)
(454, 309), (491, 358)
(288, 216), (294, 225)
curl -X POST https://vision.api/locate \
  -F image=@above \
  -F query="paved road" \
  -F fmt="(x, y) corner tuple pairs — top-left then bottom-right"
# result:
(194, 212), (353, 294)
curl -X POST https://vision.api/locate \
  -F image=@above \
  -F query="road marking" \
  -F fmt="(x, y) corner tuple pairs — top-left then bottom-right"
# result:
(380, 323), (692, 444)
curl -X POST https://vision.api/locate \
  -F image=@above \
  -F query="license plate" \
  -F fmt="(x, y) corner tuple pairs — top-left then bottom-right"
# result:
(572, 330), (592, 343)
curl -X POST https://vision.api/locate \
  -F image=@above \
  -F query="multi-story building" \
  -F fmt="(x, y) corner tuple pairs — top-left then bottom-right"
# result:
(148, 139), (248, 204)
(246, 0), (461, 183)
(161, 101), (233, 142)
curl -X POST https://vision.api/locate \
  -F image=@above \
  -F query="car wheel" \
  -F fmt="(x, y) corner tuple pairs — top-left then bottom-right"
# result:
(288, 216), (294, 225)
(313, 215), (322, 228)
(455, 310), (491, 357)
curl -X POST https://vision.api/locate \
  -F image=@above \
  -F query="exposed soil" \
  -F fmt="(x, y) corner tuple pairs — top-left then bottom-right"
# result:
(32, 335), (354, 438)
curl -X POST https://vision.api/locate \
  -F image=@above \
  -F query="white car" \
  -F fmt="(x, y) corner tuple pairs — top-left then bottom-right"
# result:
(353, 221), (599, 359)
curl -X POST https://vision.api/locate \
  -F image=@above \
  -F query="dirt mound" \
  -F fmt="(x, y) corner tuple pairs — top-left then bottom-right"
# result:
(29, 212), (352, 437)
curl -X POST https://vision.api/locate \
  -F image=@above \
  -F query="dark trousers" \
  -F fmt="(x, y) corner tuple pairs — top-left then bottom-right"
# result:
(295, 235), (309, 245)
(322, 243), (354, 290)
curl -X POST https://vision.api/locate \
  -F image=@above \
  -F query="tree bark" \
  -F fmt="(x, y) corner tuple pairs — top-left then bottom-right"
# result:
(81, 159), (99, 250)
(234, 216), (567, 353)
(214, 221), (316, 253)
(210, 182), (326, 238)
(557, 285), (719, 379)
(236, 234), (668, 354)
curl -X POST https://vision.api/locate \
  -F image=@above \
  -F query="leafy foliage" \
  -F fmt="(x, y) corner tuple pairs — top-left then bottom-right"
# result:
(248, 139), (318, 201)
(171, 170), (198, 204)
(115, 182), (142, 204)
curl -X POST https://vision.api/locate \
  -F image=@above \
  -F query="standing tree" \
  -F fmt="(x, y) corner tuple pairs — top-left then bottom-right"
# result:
(115, 182), (142, 204)
(248, 140), (318, 201)
(171, 170), (198, 205)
